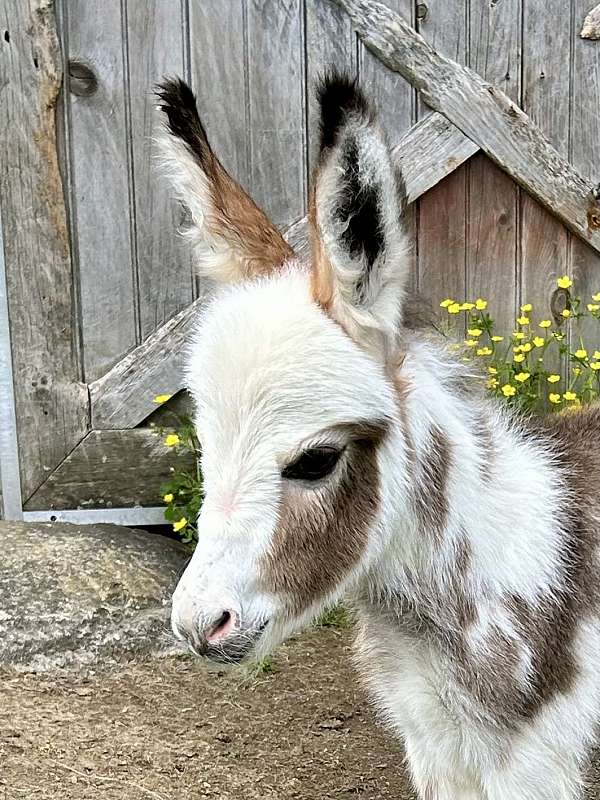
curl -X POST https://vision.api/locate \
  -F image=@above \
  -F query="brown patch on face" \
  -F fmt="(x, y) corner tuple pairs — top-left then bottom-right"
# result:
(411, 424), (452, 544)
(259, 420), (388, 616)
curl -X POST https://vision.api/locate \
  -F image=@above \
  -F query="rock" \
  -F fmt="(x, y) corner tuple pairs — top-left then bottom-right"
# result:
(0, 521), (190, 671)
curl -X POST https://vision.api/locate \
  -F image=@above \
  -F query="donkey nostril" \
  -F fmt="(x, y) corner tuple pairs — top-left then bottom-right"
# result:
(206, 610), (236, 643)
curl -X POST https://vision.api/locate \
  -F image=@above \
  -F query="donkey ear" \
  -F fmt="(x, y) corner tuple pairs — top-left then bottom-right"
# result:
(310, 72), (409, 356)
(156, 78), (293, 284)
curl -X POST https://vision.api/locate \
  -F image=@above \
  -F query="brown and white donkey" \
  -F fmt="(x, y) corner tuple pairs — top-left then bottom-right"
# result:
(157, 74), (600, 799)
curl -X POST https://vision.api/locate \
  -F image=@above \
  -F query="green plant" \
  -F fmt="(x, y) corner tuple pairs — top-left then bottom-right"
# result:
(152, 396), (202, 543)
(440, 276), (600, 414)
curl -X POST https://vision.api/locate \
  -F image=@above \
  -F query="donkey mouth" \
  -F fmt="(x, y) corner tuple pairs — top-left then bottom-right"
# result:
(200, 619), (269, 665)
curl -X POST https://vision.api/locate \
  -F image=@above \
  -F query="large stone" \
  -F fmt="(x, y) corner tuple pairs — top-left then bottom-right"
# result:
(0, 521), (189, 671)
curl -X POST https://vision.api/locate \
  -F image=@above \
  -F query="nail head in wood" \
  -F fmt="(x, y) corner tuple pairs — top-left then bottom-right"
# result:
(68, 59), (98, 97)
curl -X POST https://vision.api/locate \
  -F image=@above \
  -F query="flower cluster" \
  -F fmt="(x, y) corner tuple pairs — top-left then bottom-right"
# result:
(440, 277), (600, 412)
(152, 394), (202, 543)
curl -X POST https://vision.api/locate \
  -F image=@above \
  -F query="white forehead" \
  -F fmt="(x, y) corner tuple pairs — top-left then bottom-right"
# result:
(186, 267), (396, 455)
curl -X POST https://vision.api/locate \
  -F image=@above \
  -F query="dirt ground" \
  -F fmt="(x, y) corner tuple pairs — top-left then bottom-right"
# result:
(0, 626), (414, 800)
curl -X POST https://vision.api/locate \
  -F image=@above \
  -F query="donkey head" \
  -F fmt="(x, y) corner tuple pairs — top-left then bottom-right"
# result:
(157, 74), (410, 663)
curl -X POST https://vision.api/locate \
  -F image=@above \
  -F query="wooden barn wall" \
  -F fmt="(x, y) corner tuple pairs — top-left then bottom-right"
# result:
(54, 0), (599, 386)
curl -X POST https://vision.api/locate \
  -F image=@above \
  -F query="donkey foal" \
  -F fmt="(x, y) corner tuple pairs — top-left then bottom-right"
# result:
(157, 73), (600, 799)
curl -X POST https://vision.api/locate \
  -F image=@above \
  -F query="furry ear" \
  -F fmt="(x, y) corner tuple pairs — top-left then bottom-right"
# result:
(156, 78), (293, 283)
(310, 71), (409, 357)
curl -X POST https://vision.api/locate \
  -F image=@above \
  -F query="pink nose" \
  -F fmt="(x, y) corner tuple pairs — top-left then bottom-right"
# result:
(173, 608), (238, 654)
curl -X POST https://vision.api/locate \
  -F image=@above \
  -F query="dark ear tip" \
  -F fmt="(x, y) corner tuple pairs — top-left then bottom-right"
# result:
(155, 76), (196, 114)
(155, 76), (210, 158)
(317, 68), (374, 151)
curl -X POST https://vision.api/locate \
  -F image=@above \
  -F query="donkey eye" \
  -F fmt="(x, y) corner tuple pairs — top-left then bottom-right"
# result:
(282, 447), (344, 482)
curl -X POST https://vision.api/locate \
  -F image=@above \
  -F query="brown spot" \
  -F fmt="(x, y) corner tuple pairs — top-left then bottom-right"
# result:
(259, 420), (388, 616)
(206, 157), (293, 278)
(588, 204), (600, 231)
(412, 424), (452, 544)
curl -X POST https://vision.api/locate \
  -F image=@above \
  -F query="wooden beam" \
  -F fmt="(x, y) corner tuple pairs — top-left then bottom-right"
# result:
(334, 0), (600, 256)
(24, 429), (195, 511)
(0, 0), (89, 501)
(90, 113), (477, 430)
(89, 296), (204, 429)
(581, 4), (600, 38)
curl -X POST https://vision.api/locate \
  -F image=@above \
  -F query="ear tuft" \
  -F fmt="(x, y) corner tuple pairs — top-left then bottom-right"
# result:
(156, 78), (212, 170)
(155, 76), (293, 285)
(317, 70), (374, 152)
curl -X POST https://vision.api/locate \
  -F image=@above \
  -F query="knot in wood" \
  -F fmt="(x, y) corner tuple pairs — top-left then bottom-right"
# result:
(416, 3), (428, 21)
(550, 288), (570, 322)
(68, 60), (98, 97)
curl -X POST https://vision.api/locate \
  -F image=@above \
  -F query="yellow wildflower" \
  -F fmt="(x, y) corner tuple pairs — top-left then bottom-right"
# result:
(440, 298), (454, 308)
(487, 378), (499, 389)
(520, 303), (533, 313)
(563, 391), (578, 402)
(533, 337), (545, 348)
(460, 302), (475, 311)
(501, 384), (516, 397)
(491, 335), (504, 342)
(513, 331), (525, 340)
(593, 293), (600, 302)
(549, 393), (562, 404)
(587, 304), (600, 312)
(594, 351), (600, 360)
(539, 320), (552, 329)
(547, 375), (561, 384)
(163, 493), (174, 504)
(557, 275), (572, 289)
(574, 349), (587, 359)
(153, 394), (172, 404)
(515, 372), (530, 383)
(520, 343), (533, 353)
(572, 367), (582, 376)
(467, 328), (483, 337)
(477, 347), (493, 357)
(448, 303), (461, 314)
(517, 316), (530, 326)
(513, 346), (522, 354)
(513, 353), (526, 363)
(591, 362), (600, 371)
(561, 309), (571, 318)
(465, 339), (478, 347)
(173, 517), (188, 533)
(553, 332), (565, 341)
(475, 299), (488, 310)
(164, 433), (180, 447)
(488, 366), (498, 375)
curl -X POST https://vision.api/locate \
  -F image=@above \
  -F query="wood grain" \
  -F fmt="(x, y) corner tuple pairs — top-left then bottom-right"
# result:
(334, 0), (600, 256)
(416, 0), (468, 305)
(0, 0), (88, 501)
(24, 429), (195, 511)
(246, 0), (306, 229)
(127, 0), (193, 342)
(520, 0), (570, 332)
(467, 0), (521, 334)
(65, 0), (136, 381)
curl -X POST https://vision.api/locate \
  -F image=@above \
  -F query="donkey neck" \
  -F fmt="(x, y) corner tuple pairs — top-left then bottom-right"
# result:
(364, 335), (566, 610)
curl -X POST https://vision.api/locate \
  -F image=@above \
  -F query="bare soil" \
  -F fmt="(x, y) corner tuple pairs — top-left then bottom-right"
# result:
(0, 627), (414, 800)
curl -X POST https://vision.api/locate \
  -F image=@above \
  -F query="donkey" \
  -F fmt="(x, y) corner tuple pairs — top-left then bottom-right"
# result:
(156, 73), (600, 799)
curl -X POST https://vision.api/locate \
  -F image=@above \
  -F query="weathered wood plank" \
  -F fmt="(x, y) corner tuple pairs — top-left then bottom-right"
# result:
(0, 0), (88, 501)
(467, 0), (521, 333)
(24, 429), (195, 511)
(89, 296), (203, 429)
(65, 0), (136, 381)
(89, 113), (477, 431)
(246, 0), (306, 228)
(305, 0), (358, 177)
(127, 0), (193, 342)
(416, 0), (468, 306)
(581, 3), (600, 38)
(189, 2), (249, 190)
(571, 0), (600, 345)
(520, 0), (570, 333)
(334, 0), (600, 256)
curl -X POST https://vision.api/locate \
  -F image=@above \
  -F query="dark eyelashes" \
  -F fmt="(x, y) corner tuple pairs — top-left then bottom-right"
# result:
(281, 445), (345, 483)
